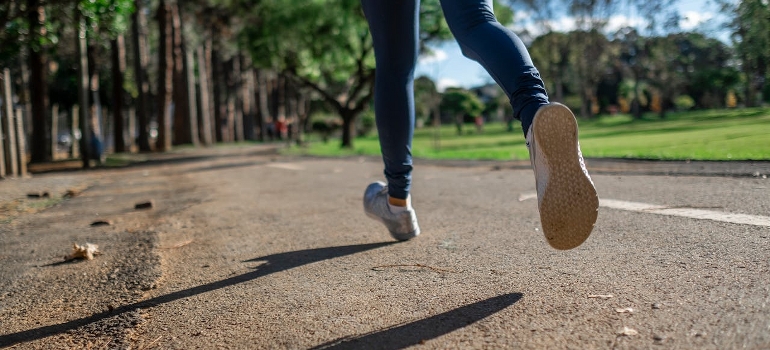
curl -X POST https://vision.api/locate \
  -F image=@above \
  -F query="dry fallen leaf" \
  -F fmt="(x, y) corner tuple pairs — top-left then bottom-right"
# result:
(90, 220), (112, 227)
(618, 326), (638, 336)
(615, 307), (634, 313)
(135, 201), (154, 210)
(65, 243), (102, 261)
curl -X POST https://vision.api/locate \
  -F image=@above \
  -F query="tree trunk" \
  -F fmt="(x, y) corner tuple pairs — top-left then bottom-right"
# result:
(27, 0), (50, 163)
(339, 109), (358, 148)
(233, 55), (244, 142)
(212, 48), (225, 142)
(2, 68), (14, 176)
(295, 92), (308, 145)
(241, 57), (256, 141)
(87, 43), (104, 163)
(111, 35), (127, 153)
(171, 1), (191, 145)
(19, 50), (33, 154)
(276, 74), (286, 127)
(127, 106), (135, 151)
(225, 58), (236, 142)
(155, 0), (173, 152)
(553, 76), (564, 103)
(51, 104), (58, 159)
(185, 48), (199, 146)
(15, 109), (28, 176)
(256, 69), (270, 142)
(745, 70), (757, 108)
(455, 113), (463, 135)
(580, 86), (592, 119)
(132, 0), (151, 152)
(76, 13), (91, 168)
(196, 45), (213, 145)
(286, 78), (298, 144)
(632, 71), (642, 119)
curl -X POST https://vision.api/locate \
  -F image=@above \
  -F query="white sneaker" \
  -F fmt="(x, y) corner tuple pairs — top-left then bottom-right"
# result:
(363, 182), (420, 241)
(527, 103), (599, 250)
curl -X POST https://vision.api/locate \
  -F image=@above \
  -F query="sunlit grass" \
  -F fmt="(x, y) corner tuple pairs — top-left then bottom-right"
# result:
(286, 107), (770, 161)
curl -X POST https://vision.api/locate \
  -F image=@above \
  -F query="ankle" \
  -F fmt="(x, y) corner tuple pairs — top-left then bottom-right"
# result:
(388, 195), (411, 214)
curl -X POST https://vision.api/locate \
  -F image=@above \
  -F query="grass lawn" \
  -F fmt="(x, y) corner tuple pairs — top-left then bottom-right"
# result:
(287, 107), (770, 161)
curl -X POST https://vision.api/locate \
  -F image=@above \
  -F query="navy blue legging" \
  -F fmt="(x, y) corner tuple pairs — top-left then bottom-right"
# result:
(362, 0), (549, 200)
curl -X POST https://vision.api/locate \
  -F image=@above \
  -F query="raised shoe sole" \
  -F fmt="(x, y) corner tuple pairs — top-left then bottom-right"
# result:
(532, 104), (599, 250)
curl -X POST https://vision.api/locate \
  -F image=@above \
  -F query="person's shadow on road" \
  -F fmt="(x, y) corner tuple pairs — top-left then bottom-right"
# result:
(310, 293), (523, 350)
(2, 241), (522, 349)
(0, 242), (393, 347)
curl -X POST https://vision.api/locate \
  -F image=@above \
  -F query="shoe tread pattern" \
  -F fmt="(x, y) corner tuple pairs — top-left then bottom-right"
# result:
(533, 105), (599, 250)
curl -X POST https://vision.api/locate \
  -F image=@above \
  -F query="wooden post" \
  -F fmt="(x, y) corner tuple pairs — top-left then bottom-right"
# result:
(16, 109), (27, 176)
(0, 70), (8, 177)
(3, 68), (18, 176)
(71, 105), (80, 158)
(0, 108), (5, 178)
(51, 103), (59, 160)
(127, 106), (136, 151)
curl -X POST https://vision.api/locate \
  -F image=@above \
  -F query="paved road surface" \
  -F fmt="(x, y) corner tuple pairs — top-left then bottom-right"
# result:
(1, 145), (768, 349)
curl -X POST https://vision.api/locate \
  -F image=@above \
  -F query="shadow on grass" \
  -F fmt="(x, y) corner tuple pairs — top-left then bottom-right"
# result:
(0, 242), (394, 348)
(311, 293), (523, 350)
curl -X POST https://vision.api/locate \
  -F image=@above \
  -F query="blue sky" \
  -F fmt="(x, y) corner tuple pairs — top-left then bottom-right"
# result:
(414, 0), (733, 91)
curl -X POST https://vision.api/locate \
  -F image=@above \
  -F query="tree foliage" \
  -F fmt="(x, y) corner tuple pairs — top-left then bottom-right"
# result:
(728, 0), (770, 106)
(440, 88), (485, 117)
(0, 0), (763, 158)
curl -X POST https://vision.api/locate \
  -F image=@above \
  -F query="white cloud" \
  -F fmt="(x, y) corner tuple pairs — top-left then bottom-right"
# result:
(606, 14), (647, 33)
(418, 49), (448, 65)
(436, 78), (461, 92)
(513, 14), (648, 38)
(680, 11), (714, 30)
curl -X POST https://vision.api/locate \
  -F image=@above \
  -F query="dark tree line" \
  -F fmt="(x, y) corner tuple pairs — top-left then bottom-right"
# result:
(0, 0), (768, 173)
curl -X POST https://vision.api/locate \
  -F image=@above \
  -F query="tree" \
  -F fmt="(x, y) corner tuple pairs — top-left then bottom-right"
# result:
(155, 0), (173, 151)
(568, 29), (612, 117)
(414, 76), (439, 125)
(529, 31), (571, 103)
(132, 0), (152, 152)
(613, 27), (649, 118)
(243, 0), (492, 148)
(27, 0), (50, 163)
(79, 0), (134, 162)
(171, 0), (198, 146)
(665, 33), (740, 111)
(440, 88), (485, 135)
(728, 0), (770, 106)
(111, 34), (127, 152)
(0, 1), (26, 68)
(243, 0), (374, 148)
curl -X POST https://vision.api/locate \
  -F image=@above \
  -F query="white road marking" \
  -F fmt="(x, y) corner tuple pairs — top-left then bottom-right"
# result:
(518, 193), (770, 227)
(599, 199), (770, 228)
(267, 163), (304, 171)
(518, 193), (538, 202)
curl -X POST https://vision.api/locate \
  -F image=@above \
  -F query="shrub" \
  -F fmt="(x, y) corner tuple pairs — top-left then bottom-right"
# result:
(674, 95), (696, 110)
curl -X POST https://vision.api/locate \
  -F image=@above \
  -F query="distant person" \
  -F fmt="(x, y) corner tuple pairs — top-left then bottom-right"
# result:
(474, 115), (484, 133)
(361, 0), (599, 250)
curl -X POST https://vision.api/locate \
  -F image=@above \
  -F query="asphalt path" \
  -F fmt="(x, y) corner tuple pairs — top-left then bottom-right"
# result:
(1, 145), (768, 349)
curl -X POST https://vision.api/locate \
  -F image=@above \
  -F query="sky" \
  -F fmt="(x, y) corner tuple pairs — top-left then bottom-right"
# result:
(414, 0), (733, 91)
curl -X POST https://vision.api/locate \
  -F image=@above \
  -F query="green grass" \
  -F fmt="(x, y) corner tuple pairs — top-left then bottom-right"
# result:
(286, 107), (770, 161)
